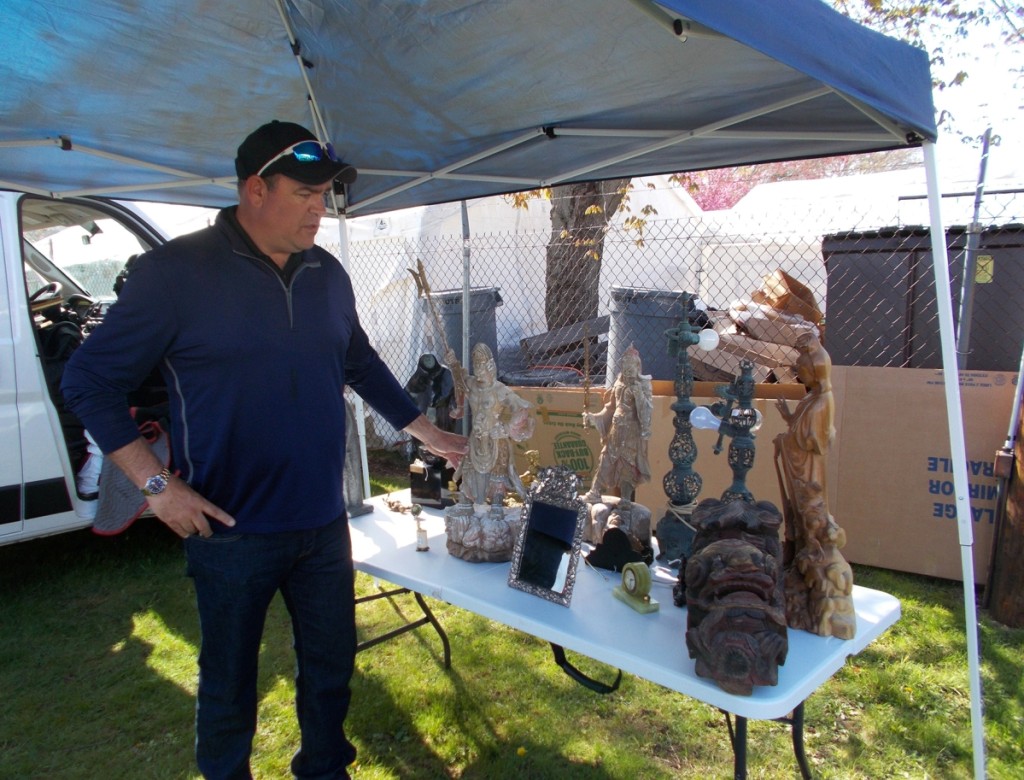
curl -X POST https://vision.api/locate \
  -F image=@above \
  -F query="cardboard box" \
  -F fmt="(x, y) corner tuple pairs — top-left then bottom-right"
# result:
(512, 385), (790, 520)
(514, 366), (1015, 583)
(829, 366), (1014, 583)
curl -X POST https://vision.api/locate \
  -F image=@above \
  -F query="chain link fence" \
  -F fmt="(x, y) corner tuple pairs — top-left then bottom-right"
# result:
(328, 181), (1024, 446)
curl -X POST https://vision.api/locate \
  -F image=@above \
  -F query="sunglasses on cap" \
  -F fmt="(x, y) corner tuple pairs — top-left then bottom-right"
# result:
(256, 140), (339, 177)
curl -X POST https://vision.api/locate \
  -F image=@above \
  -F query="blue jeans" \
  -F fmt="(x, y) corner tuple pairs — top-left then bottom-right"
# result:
(184, 518), (357, 780)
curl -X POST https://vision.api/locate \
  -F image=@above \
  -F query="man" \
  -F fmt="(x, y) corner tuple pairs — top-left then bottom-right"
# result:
(62, 120), (466, 780)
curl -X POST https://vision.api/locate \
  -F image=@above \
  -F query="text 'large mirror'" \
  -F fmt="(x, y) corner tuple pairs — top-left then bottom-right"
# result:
(508, 466), (586, 607)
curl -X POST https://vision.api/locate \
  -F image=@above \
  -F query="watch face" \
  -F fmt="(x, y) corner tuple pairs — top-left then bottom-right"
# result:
(623, 567), (637, 593)
(143, 471), (170, 496)
(622, 563), (652, 598)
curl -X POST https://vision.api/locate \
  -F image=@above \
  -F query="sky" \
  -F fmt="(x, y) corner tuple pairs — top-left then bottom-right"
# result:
(917, 5), (1024, 185)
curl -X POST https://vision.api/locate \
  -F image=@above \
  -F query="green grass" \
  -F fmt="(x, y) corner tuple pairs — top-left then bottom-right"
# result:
(1, 464), (1021, 779)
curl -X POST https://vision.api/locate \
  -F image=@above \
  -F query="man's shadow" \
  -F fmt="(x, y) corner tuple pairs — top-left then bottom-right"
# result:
(0, 521), (200, 777)
(346, 589), (621, 779)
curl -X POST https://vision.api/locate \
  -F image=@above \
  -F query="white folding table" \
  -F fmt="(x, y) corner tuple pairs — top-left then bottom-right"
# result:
(351, 494), (901, 779)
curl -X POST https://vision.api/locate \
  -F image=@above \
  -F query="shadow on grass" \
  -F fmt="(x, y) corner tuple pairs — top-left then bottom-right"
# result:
(349, 638), (626, 780)
(347, 587), (715, 779)
(0, 522), (199, 779)
(0, 521), (333, 779)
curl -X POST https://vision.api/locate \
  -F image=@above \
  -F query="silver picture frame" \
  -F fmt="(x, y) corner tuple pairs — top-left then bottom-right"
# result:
(508, 466), (587, 607)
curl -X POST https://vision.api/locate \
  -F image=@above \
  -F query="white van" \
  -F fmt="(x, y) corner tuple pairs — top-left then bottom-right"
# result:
(0, 190), (169, 544)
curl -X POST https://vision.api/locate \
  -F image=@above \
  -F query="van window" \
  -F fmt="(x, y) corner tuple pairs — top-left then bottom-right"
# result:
(20, 198), (153, 300)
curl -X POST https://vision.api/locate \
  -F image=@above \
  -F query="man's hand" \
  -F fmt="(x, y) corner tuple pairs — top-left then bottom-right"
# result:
(147, 478), (236, 539)
(404, 415), (468, 470)
(106, 436), (235, 538)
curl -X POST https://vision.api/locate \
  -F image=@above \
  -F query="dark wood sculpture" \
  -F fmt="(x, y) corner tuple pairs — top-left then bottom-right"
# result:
(773, 330), (856, 639)
(681, 498), (788, 695)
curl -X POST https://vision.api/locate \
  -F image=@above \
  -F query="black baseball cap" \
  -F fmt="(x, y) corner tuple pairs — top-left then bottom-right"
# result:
(235, 120), (357, 186)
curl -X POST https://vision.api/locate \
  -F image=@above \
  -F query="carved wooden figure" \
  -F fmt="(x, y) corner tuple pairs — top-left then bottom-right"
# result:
(773, 330), (856, 639)
(682, 498), (788, 695)
(443, 343), (533, 562)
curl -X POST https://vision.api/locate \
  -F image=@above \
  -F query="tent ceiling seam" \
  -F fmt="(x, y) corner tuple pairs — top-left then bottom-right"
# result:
(542, 86), (835, 185)
(347, 128), (547, 214)
(350, 87), (851, 213)
(835, 92), (914, 143)
(0, 138), (238, 200)
(58, 177), (237, 199)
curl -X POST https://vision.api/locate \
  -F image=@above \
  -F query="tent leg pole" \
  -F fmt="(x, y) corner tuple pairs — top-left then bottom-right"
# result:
(923, 141), (986, 780)
(460, 200), (471, 436)
(331, 213), (373, 502)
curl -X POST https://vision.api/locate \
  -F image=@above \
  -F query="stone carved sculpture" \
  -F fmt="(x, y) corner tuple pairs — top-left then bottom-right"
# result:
(443, 343), (534, 562)
(584, 345), (653, 507)
(773, 330), (856, 639)
(444, 488), (523, 562)
(448, 343), (535, 509)
(582, 345), (653, 554)
(679, 498), (788, 695)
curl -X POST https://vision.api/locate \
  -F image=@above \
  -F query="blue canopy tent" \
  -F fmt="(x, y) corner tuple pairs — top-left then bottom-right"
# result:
(1, 0), (937, 210)
(0, 1), (984, 774)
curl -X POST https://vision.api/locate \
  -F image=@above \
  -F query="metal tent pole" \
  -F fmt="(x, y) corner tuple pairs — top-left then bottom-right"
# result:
(333, 215), (372, 502)
(956, 127), (992, 368)
(923, 141), (986, 780)
(273, 0), (371, 500)
(460, 200), (471, 436)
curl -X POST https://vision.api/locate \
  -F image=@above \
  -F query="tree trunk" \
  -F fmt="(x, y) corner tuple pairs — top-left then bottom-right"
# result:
(988, 411), (1024, 627)
(544, 179), (629, 331)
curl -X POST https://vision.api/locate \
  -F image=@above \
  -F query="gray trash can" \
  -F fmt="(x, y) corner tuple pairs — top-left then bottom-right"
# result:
(608, 287), (695, 381)
(424, 287), (502, 364)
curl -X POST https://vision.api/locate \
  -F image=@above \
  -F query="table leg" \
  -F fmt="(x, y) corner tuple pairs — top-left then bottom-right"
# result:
(355, 585), (452, 668)
(725, 713), (748, 780)
(790, 702), (812, 779)
(722, 703), (812, 780)
(413, 590), (452, 668)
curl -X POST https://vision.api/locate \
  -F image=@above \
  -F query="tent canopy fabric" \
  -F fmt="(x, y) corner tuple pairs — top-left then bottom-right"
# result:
(0, 2), (991, 774)
(0, 0), (935, 216)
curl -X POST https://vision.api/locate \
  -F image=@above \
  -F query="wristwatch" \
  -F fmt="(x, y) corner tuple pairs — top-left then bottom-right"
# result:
(141, 468), (172, 497)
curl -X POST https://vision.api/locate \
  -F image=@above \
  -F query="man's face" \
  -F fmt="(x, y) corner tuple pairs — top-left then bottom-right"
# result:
(258, 175), (333, 256)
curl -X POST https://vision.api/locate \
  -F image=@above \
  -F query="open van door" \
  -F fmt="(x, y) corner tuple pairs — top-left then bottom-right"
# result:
(0, 212), (25, 539)
(0, 191), (165, 544)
